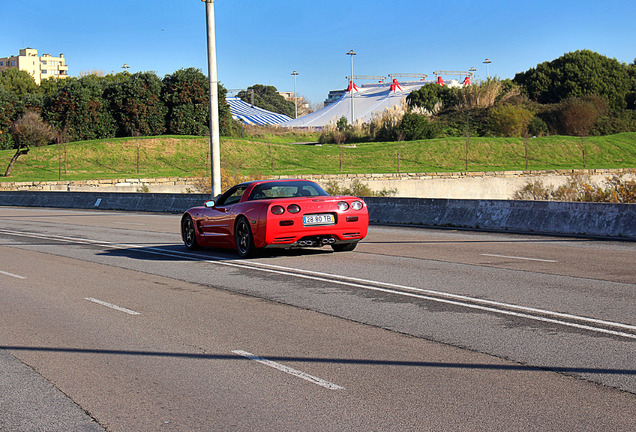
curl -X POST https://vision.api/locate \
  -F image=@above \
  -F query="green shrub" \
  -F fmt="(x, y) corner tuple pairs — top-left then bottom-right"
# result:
(528, 116), (549, 137)
(490, 104), (534, 137)
(556, 95), (608, 136)
(398, 113), (439, 140)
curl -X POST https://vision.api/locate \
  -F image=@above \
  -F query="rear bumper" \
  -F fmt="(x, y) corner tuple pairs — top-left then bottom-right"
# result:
(264, 233), (361, 249)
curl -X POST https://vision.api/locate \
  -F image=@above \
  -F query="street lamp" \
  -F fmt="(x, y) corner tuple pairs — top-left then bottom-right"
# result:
(291, 71), (299, 119)
(483, 58), (492, 79)
(202, 0), (221, 197)
(346, 50), (356, 124)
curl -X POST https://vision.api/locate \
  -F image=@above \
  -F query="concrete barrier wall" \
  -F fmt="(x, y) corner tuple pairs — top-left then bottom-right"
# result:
(363, 197), (636, 239)
(0, 191), (634, 239)
(0, 191), (209, 214)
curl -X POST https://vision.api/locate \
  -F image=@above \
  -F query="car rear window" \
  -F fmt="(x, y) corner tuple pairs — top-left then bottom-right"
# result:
(248, 181), (329, 201)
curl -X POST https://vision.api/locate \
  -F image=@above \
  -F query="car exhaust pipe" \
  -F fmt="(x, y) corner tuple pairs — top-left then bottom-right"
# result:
(321, 238), (330, 245)
(328, 238), (336, 244)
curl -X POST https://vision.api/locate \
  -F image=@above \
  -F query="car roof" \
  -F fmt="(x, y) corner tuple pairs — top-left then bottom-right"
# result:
(237, 179), (308, 187)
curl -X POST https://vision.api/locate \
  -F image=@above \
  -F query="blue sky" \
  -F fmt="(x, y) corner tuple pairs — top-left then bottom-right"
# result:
(2, 0), (635, 104)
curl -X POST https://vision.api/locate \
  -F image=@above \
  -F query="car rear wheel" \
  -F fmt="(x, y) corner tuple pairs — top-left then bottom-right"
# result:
(235, 216), (255, 258)
(331, 242), (357, 252)
(182, 215), (199, 250)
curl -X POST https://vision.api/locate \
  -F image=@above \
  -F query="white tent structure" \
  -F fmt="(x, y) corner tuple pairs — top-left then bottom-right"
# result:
(280, 80), (429, 128)
(227, 96), (292, 125)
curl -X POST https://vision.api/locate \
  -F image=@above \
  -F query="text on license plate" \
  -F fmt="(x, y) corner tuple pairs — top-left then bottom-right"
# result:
(303, 214), (335, 226)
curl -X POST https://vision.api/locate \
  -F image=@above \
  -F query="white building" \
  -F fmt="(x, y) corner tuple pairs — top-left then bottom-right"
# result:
(0, 48), (69, 85)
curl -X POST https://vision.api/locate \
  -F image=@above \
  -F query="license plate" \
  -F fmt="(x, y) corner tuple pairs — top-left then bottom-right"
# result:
(303, 214), (335, 226)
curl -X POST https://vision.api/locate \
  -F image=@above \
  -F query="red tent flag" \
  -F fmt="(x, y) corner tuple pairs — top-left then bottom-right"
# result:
(390, 78), (403, 92)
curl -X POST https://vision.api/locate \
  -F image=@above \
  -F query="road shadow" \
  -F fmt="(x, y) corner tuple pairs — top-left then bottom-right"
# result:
(97, 244), (333, 262)
(2, 346), (634, 376)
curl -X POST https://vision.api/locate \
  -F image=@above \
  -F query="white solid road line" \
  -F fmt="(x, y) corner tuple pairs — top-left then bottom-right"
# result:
(481, 253), (558, 263)
(0, 269), (27, 279)
(2, 229), (634, 339)
(84, 298), (140, 315)
(232, 350), (344, 390)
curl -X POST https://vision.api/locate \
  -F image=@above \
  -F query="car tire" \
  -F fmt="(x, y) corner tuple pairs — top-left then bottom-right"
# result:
(182, 215), (199, 250)
(331, 242), (357, 252)
(235, 216), (255, 258)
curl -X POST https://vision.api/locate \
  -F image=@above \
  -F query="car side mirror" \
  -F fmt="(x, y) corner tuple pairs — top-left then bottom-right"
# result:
(204, 200), (215, 208)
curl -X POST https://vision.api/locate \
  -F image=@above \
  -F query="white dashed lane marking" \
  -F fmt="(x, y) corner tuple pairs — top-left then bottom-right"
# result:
(232, 350), (344, 390)
(84, 298), (140, 315)
(0, 269), (26, 279)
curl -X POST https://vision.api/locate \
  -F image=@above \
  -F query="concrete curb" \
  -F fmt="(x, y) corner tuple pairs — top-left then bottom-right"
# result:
(1, 191), (634, 239)
(363, 197), (636, 239)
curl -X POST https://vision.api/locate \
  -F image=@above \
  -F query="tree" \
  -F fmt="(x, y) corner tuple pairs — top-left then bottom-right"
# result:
(43, 75), (116, 141)
(237, 84), (295, 118)
(514, 50), (631, 111)
(105, 72), (167, 137)
(4, 111), (55, 176)
(407, 83), (458, 113)
(0, 69), (40, 97)
(162, 68), (233, 136)
(0, 86), (22, 149)
(162, 68), (210, 135)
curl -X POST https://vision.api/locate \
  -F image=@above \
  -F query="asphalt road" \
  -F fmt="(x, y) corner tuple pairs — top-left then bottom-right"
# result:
(0, 206), (634, 431)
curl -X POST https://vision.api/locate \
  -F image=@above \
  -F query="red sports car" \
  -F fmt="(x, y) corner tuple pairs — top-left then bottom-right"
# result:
(181, 179), (369, 257)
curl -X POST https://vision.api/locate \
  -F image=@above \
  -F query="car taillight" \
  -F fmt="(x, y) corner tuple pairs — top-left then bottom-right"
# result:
(351, 200), (363, 210)
(271, 205), (285, 215)
(287, 204), (301, 214)
(337, 201), (349, 211)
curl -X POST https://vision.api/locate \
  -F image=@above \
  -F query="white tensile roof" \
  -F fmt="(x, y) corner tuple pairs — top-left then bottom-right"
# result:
(280, 81), (429, 128)
(227, 97), (293, 126)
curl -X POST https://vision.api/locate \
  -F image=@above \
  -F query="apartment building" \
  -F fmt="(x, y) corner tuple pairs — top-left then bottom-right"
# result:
(0, 48), (69, 85)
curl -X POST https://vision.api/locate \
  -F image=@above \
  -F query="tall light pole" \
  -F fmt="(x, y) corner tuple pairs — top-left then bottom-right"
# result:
(203, 0), (221, 197)
(291, 70), (299, 119)
(483, 58), (492, 79)
(346, 50), (356, 125)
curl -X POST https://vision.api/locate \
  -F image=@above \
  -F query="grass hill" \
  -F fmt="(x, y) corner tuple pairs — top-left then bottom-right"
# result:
(1, 132), (635, 183)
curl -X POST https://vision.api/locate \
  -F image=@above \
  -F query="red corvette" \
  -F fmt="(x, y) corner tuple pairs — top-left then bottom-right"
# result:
(181, 179), (369, 257)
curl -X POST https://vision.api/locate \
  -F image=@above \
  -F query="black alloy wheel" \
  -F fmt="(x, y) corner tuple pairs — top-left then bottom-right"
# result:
(235, 216), (255, 258)
(182, 215), (199, 250)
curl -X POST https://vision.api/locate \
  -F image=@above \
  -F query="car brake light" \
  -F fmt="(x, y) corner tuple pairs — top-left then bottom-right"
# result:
(287, 204), (301, 214)
(271, 205), (285, 215)
(337, 201), (349, 211)
(351, 200), (363, 210)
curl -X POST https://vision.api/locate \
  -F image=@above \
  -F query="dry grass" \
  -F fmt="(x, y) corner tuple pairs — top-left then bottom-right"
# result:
(513, 170), (636, 202)
(457, 78), (503, 109)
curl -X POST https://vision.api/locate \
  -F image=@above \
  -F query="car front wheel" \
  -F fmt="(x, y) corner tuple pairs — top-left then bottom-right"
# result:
(182, 215), (199, 250)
